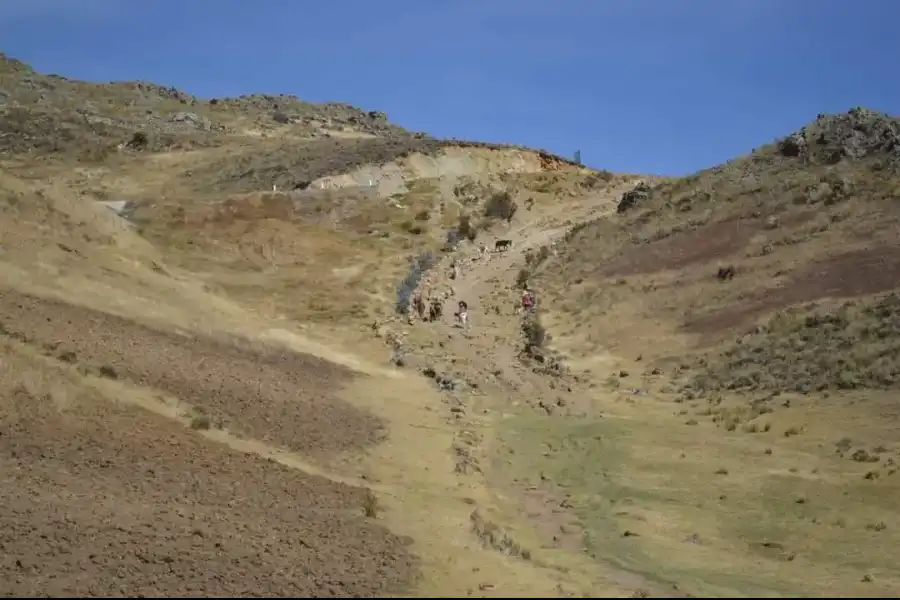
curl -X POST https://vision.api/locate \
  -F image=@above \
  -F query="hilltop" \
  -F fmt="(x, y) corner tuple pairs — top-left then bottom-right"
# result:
(0, 50), (413, 156)
(0, 51), (589, 327)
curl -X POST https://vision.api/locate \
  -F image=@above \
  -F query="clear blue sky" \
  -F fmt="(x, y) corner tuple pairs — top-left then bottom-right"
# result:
(1, 0), (898, 175)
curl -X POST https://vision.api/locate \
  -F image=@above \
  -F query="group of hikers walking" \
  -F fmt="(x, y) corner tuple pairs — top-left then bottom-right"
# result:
(405, 234), (540, 334)
(408, 259), (536, 334)
(410, 290), (470, 330)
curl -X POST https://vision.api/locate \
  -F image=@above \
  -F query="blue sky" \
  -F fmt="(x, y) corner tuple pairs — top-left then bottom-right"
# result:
(1, 0), (898, 175)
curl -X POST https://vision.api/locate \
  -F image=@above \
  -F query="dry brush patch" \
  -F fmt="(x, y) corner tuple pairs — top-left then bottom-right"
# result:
(685, 292), (900, 396)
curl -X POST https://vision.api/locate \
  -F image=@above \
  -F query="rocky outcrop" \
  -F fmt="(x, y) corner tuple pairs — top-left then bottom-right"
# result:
(310, 144), (584, 197)
(778, 107), (900, 166)
(616, 181), (653, 214)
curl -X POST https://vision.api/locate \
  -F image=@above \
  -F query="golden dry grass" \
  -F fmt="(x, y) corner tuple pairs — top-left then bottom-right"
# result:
(0, 167), (623, 597)
(6, 50), (900, 597)
(0, 91), (624, 599)
(506, 110), (900, 596)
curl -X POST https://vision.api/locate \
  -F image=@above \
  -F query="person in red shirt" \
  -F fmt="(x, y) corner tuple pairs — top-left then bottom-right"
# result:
(521, 288), (534, 312)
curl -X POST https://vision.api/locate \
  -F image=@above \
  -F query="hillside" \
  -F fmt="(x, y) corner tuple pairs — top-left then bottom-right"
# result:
(4, 48), (900, 598)
(520, 106), (900, 595)
(0, 54), (641, 598)
(0, 51), (590, 328)
(533, 106), (900, 380)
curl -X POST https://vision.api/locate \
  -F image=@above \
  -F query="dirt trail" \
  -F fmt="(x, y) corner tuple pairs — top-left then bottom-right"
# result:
(1, 179), (673, 597)
(381, 183), (684, 597)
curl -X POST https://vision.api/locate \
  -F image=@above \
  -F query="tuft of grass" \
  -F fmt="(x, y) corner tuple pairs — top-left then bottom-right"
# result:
(363, 488), (380, 518)
(483, 190), (518, 221)
(189, 411), (212, 430)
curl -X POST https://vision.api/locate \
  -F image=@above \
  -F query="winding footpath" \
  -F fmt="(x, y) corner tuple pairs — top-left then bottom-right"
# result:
(367, 182), (684, 597)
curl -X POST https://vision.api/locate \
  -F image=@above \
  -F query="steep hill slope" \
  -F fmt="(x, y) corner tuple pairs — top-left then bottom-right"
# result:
(0, 52), (591, 328)
(512, 107), (900, 596)
(535, 106), (900, 378)
(0, 53), (630, 598)
(12, 49), (900, 597)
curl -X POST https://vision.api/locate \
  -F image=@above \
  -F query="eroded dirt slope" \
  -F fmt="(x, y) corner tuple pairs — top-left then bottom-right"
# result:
(0, 288), (384, 457)
(0, 161), (420, 595)
(0, 338), (416, 598)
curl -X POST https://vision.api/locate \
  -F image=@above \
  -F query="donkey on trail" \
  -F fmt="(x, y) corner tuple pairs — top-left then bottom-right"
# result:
(428, 298), (443, 322)
(495, 239), (512, 252)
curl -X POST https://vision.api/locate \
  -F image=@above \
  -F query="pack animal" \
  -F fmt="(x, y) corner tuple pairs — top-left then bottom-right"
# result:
(428, 299), (443, 322)
(716, 266), (736, 281)
(495, 239), (512, 252)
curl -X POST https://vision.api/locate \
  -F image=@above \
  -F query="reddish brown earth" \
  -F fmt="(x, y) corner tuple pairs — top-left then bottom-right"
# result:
(0, 288), (417, 597)
(0, 288), (384, 458)
(0, 380), (416, 597)
(684, 245), (900, 335)
(603, 219), (760, 277)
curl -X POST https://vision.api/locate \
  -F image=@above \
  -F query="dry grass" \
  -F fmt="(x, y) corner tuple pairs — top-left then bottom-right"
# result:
(501, 109), (900, 596)
(0, 166), (607, 598)
(686, 292), (900, 395)
(10, 48), (900, 597)
(0, 53), (629, 598)
(497, 388), (900, 596)
(533, 110), (900, 364)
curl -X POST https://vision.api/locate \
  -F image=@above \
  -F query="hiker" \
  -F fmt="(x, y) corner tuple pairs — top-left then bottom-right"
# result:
(521, 288), (534, 312)
(450, 260), (459, 281)
(457, 300), (469, 331)
(412, 291), (426, 321)
(429, 298), (443, 322)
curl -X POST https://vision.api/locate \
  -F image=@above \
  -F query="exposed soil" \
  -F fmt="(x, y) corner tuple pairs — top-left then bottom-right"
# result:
(0, 361), (416, 597)
(191, 137), (444, 194)
(603, 219), (759, 277)
(685, 246), (900, 336)
(0, 288), (384, 458)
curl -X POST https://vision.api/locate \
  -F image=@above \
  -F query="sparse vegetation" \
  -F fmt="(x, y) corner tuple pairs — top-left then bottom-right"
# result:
(686, 293), (900, 395)
(5, 49), (900, 599)
(190, 410), (212, 430)
(521, 312), (547, 354)
(456, 213), (478, 241)
(469, 510), (531, 560)
(400, 220), (426, 235)
(128, 131), (149, 149)
(483, 190), (518, 222)
(363, 489), (380, 518)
